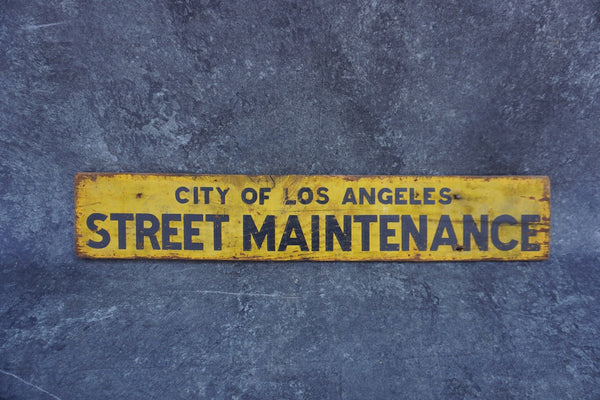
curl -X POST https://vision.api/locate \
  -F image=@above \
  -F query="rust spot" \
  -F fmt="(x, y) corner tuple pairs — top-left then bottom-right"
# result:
(455, 245), (464, 251)
(136, 192), (143, 198)
(74, 173), (84, 185)
(453, 194), (461, 200)
(538, 196), (550, 202)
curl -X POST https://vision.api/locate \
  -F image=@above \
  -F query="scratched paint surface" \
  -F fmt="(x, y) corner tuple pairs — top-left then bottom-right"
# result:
(75, 173), (549, 261)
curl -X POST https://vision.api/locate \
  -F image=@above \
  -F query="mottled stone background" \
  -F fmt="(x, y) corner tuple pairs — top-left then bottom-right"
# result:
(1, 1), (599, 399)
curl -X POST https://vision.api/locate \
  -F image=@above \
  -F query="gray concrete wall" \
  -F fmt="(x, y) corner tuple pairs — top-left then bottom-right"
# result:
(1, 1), (599, 398)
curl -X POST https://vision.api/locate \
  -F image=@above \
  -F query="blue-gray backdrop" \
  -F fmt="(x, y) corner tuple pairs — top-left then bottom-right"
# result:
(1, 1), (599, 399)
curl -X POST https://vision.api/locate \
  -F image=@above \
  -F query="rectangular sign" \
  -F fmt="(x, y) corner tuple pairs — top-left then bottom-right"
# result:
(75, 173), (550, 261)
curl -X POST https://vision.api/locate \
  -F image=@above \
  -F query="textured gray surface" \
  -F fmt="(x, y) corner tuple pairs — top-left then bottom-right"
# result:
(1, 0), (599, 399)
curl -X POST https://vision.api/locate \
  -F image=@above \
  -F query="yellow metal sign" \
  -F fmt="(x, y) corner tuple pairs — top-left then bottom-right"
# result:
(75, 173), (550, 261)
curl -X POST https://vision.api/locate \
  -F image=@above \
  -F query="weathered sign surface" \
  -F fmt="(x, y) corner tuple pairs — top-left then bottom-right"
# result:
(75, 173), (550, 261)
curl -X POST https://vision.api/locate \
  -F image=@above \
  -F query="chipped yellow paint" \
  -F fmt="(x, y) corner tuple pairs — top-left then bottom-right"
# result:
(75, 173), (550, 261)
